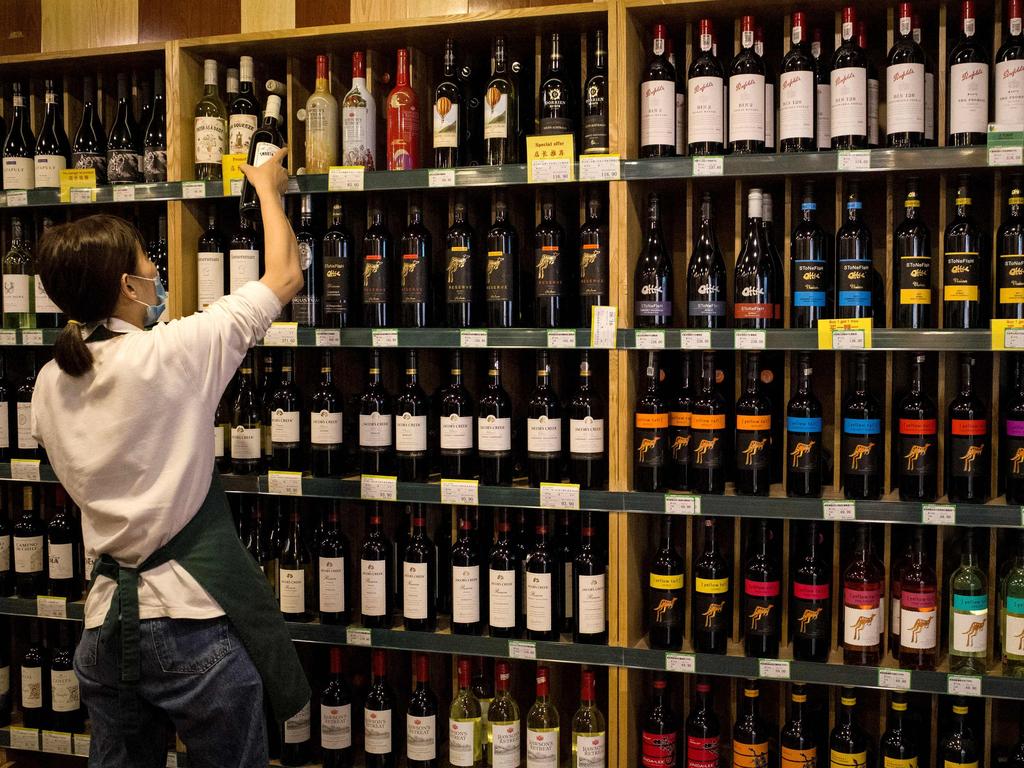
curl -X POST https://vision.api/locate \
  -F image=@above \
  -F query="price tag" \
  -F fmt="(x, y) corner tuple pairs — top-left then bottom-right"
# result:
(346, 627), (372, 647)
(263, 322), (298, 346)
(371, 329), (399, 347)
(877, 668), (911, 690)
(37, 596), (67, 619)
(73, 733), (91, 757)
(5, 190), (28, 207)
(922, 503), (956, 526)
(989, 145), (1024, 166)
(166, 751), (178, 767)
(539, 482), (580, 510)
(315, 329), (341, 346)
(181, 181), (206, 199)
(21, 330), (43, 346)
(460, 330), (488, 348)
(837, 150), (872, 171)
(361, 474), (398, 501)
(230, 178), (243, 195)
(221, 153), (247, 196)
(665, 652), (696, 673)
(441, 478), (479, 505)
(679, 331), (711, 350)
(818, 318), (872, 350)
(546, 330), (577, 348)
(526, 134), (575, 183)
(428, 169), (456, 187)
(758, 659), (791, 679)
(823, 500), (856, 521)
(59, 168), (97, 202)
(42, 731), (73, 754)
(578, 153), (621, 181)
(590, 306), (617, 349)
(10, 727), (39, 750)
(988, 127), (1024, 166)
(665, 494), (700, 515)
(11, 459), (41, 482)
(268, 471), (303, 496)
(991, 319), (1024, 350)
(70, 188), (94, 204)
(508, 640), (537, 660)
(328, 166), (364, 192)
(692, 156), (724, 176)
(734, 330), (766, 349)
(947, 675), (982, 696)
(635, 330), (665, 350)
(113, 185), (136, 202)
(0, 330), (17, 345)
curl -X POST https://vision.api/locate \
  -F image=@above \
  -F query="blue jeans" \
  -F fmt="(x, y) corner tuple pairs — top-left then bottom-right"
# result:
(74, 616), (268, 768)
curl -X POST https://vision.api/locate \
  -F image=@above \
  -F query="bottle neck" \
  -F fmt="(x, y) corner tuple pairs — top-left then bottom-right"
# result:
(911, 360), (924, 394)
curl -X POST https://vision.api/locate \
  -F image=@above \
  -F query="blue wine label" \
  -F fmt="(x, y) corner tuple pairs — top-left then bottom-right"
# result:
(1007, 596), (1024, 615)
(787, 416), (823, 432)
(843, 418), (881, 435)
(953, 593), (987, 612)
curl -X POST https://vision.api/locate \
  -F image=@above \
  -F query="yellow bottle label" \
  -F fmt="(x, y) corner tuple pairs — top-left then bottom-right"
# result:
(884, 758), (919, 768)
(650, 573), (684, 590)
(944, 285), (979, 302)
(831, 751), (868, 768)
(734, 741), (769, 768)
(695, 577), (729, 594)
(900, 289), (931, 305)
(782, 746), (817, 768)
(944, 762), (978, 768)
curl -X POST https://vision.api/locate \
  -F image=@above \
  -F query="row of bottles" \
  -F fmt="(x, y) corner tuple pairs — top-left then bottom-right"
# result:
(8, 619), (84, 734)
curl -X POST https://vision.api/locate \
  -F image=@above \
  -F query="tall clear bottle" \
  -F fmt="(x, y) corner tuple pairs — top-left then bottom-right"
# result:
(194, 59), (226, 180)
(305, 54), (339, 173)
(950, 528), (988, 675)
(342, 52), (377, 170)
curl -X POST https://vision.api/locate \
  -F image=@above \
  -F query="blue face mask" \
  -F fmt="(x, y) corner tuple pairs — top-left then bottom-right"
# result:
(128, 274), (167, 327)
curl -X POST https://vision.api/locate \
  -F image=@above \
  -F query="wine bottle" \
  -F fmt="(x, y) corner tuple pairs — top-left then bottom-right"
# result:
(365, 650), (395, 768)
(790, 521), (830, 662)
(641, 673), (679, 768)
(46, 487), (82, 602)
(778, 12), (816, 153)
(194, 59), (227, 180)
(290, 195), (321, 325)
(734, 189), (775, 328)
(317, 504), (349, 625)
(898, 526), (938, 669)
(14, 354), (41, 462)
(947, 354), (990, 502)
(729, 16), (766, 154)
(107, 72), (141, 183)
(360, 505), (392, 629)
(342, 51), (377, 170)
(648, 516), (685, 651)
(999, 176), (1024, 320)
(634, 351), (668, 492)
(567, 351), (605, 489)
(534, 193), (565, 328)
(363, 205), (394, 327)
(556, 509), (574, 635)
(143, 69), (167, 182)
(399, 201), (430, 328)
(1007, 354), (1024, 504)
(886, 3), (926, 147)
(321, 647), (353, 767)
(527, 351), (563, 486)
(197, 211), (226, 310)
(578, 191), (608, 325)
(761, 193), (784, 324)
(49, 623), (82, 734)
(896, 353), (938, 501)
(890, 536), (913, 662)
(733, 681), (770, 768)
(387, 48), (421, 170)
(446, 200), (476, 328)
(894, 178), (933, 327)
(248, 498), (279, 589)
(691, 351), (727, 494)
(488, 661), (521, 766)
(735, 352), (772, 496)
(583, 29), (609, 154)
(395, 350), (428, 483)
(942, 700), (979, 768)
(569, 670), (605, 768)
(830, 688), (869, 768)
(3, 217), (33, 331)
(258, 351), (277, 468)
(1004, 529), (1024, 676)
(791, 182), (830, 326)
(3, 82), (35, 190)
(34, 79), (70, 188)
(489, 509), (521, 638)
(668, 353), (693, 492)
(640, 24), (676, 157)
(525, 513), (558, 641)
(540, 32), (574, 135)
(843, 524), (884, 665)
(228, 216), (261, 294)
(13, 486), (44, 599)
(811, 30), (832, 149)
(402, 511), (436, 632)
(303, 53), (341, 173)
(404, 653), (439, 768)
(944, 175), (987, 329)
(473, 352), (513, 486)
(785, 353), (823, 498)
(687, 19), (725, 155)
(225, 67), (240, 105)
(755, 26), (775, 153)
(998, 0), (1024, 127)
(880, 693), (919, 768)
(323, 202), (354, 328)
(226, 55), (258, 156)
(835, 182), (877, 321)
(359, 350), (394, 475)
(526, 666), (560, 766)
(860, 23), (880, 149)
(485, 35), (518, 165)
(269, 349), (303, 472)
(687, 193), (726, 328)
(680, 679), (718, 768)
(20, 620), (47, 730)
(278, 502), (313, 623)
(572, 511), (606, 645)
(830, 6), (868, 148)
(0, 357), (9, 464)
(432, 39), (463, 169)
(693, 518), (729, 654)
(486, 194), (517, 328)
(634, 192), (672, 328)
(949, 528), (988, 675)
(841, 353), (883, 500)
(72, 76), (107, 182)
(230, 352), (261, 474)
(742, 519), (780, 658)
(948, 0), (990, 146)
(780, 684), (816, 768)
(439, 351), (476, 479)
(308, 351), (343, 478)
(451, 509), (483, 635)
(238, 95), (284, 221)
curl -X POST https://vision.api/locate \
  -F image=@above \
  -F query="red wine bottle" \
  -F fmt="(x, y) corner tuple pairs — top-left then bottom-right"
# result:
(46, 487), (82, 602)
(641, 673), (679, 767)
(433, 39), (462, 169)
(360, 505), (393, 628)
(321, 647), (353, 768)
(578, 191), (608, 325)
(686, 679), (720, 768)
(362, 205), (394, 327)
(830, 6), (868, 149)
(534, 193), (565, 328)
(403, 511), (437, 632)
(896, 353), (938, 501)
(688, 19), (725, 156)
(478, 351), (514, 485)
(742, 520), (780, 658)
(734, 189), (776, 328)
(323, 203), (354, 329)
(635, 192), (673, 328)
(786, 353), (823, 498)
(791, 182), (830, 327)
(998, 0), (1024, 128)
(279, 502), (314, 623)
(568, 351), (606, 489)
(72, 76), (107, 183)
(318, 504), (350, 625)
(13, 486), (44, 599)
(439, 351), (475, 480)
(648, 516), (685, 651)
(395, 350), (429, 483)
(49, 622), (82, 734)
(944, 176), (987, 329)
(835, 182), (878, 322)
(829, 688), (869, 768)
(791, 521), (831, 662)
(399, 202), (430, 328)
(309, 351), (343, 478)
(281, 699), (312, 766)
(690, 351), (727, 494)
(489, 508), (522, 638)
(729, 15), (766, 154)
(894, 179), (933, 328)
(640, 24), (677, 158)
(406, 653), (439, 768)
(668, 352), (693, 491)
(359, 350), (394, 475)
(238, 95), (284, 219)
(540, 32), (574, 135)
(269, 349), (303, 472)
(692, 518), (729, 654)
(486, 194), (517, 328)
(1006, 354), (1024, 505)
(19, 620), (47, 730)
(686, 193), (727, 328)
(942, 699), (980, 768)
(780, 684), (816, 768)
(947, 354), (989, 503)
(451, 509), (483, 635)
(734, 352), (772, 496)
(527, 351), (563, 486)
(886, 2), (926, 147)
(841, 353), (883, 500)
(634, 351), (668, 492)
(999, 176), (1024, 320)
(948, 0), (990, 147)
(525, 512), (558, 641)
(446, 200), (476, 328)
(573, 511), (606, 644)
(732, 681), (770, 768)
(779, 12), (816, 153)
(34, 79), (70, 188)
(364, 650), (396, 768)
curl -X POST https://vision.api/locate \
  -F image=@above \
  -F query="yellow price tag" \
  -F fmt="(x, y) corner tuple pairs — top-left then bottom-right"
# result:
(221, 153), (248, 196)
(991, 318), (1024, 350)
(59, 168), (96, 203)
(526, 134), (575, 183)
(817, 318), (872, 349)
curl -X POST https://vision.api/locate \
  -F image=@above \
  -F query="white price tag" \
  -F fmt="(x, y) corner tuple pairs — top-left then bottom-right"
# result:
(42, 731), (73, 755)
(361, 474), (398, 501)
(578, 153), (621, 181)
(539, 482), (580, 510)
(665, 653), (696, 673)
(989, 146), (1024, 166)
(734, 330), (766, 349)
(10, 727), (39, 750)
(166, 751), (178, 767)
(1006, 328), (1024, 349)
(112, 185), (136, 202)
(181, 181), (206, 199)
(547, 330), (577, 348)
(371, 329), (399, 347)
(21, 330), (43, 346)
(823, 500), (856, 521)
(530, 158), (573, 184)
(947, 675), (982, 696)
(665, 494), (700, 515)
(315, 329), (341, 346)
(11, 459), (41, 482)
(837, 151), (872, 170)
(70, 188), (94, 204)
(73, 733), (91, 757)
(37, 596), (67, 619)
(346, 627), (372, 646)
(635, 330), (665, 350)
(5, 190), (28, 207)
(460, 330), (488, 348)
(922, 503), (956, 526)
(229, 178), (243, 196)
(589, 306), (617, 349)
(268, 471), (303, 496)
(508, 641), (537, 660)
(758, 659), (791, 679)
(679, 331), (711, 349)
(832, 330), (866, 349)
(263, 322), (298, 346)
(692, 156), (724, 176)
(0, 330), (17, 345)
(428, 169), (456, 187)
(877, 668), (911, 690)
(328, 166), (364, 192)
(441, 479), (479, 505)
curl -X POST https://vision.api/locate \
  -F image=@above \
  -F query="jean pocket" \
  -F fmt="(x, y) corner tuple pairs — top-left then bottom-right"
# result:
(74, 628), (100, 668)
(150, 617), (234, 675)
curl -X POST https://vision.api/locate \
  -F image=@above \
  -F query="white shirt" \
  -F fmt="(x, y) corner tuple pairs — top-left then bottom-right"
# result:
(31, 281), (282, 628)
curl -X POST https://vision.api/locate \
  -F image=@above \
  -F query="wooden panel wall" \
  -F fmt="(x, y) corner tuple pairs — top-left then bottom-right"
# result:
(41, 0), (138, 51)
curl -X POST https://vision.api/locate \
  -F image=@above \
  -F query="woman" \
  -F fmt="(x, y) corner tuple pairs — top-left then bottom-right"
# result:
(31, 148), (308, 768)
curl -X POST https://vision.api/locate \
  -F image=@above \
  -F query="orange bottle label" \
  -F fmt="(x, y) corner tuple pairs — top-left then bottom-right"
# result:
(691, 413), (726, 430)
(734, 741), (770, 768)
(736, 414), (771, 431)
(636, 413), (669, 429)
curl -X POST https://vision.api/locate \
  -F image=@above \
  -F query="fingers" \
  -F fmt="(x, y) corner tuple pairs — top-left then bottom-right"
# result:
(271, 146), (289, 165)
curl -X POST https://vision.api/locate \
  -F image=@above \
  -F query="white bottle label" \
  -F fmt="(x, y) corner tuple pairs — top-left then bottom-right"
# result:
(271, 410), (300, 443)
(867, 77), (879, 145)
(359, 412), (393, 448)
(492, 721), (521, 768)
(364, 708), (392, 754)
(453, 565), (481, 624)
(728, 73), (766, 143)
(48, 542), (74, 580)
(831, 67), (867, 137)
(996, 59), (1024, 127)
(687, 75), (724, 145)
(285, 701), (311, 744)
(484, 93), (510, 140)
(279, 568), (306, 614)
(526, 728), (559, 767)
(33, 276), (59, 314)
(952, 605), (988, 654)
(343, 98), (376, 168)
(228, 249), (260, 293)
(924, 72), (936, 140)
(51, 668), (80, 712)
(527, 417), (562, 453)
(228, 114), (258, 155)
(197, 251), (225, 309)
(441, 414), (474, 450)
(899, 605), (937, 650)
(321, 702), (352, 750)
(843, 603), (881, 646)
(21, 666), (42, 708)
(252, 140), (280, 167)
(950, 62), (990, 135)
(569, 418), (604, 455)
(764, 82), (775, 148)
(231, 426), (261, 459)
(576, 733), (607, 768)
(403, 561), (429, 620)
(319, 556), (345, 613)
(640, 80), (676, 147)
(17, 401), (36, 450)
(406, 713), (437, 760)
(778, 71), (815, 141)
(478, 416), (512, 452)
(0, 535), (10, 572)
(1006, 613), (1024, 658)
(577, 573), (606, 635)
(0, 402), (9, 449)
(433, 103), (460, 149)
(395, 413), (427, 451)
(14, 535), (42, 574)
(5, 274), (30, 314)
(34, 155), (66, 188)
(886, 63), (925, 134)
(194, 116), (227, 163)
(3, 157), (34, 189)
(526, 571), (553, 632)
(816, 83), (832, 148)
(450, 718), (479, 766)
(360, 559), (387, 617)
(311, 411), (343, 445)
(490, 568), (517, 629)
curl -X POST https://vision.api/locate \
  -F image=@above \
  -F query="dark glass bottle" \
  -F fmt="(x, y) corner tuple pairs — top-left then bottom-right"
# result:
(394, 350), (429, 483)
(20, 620), (47, 730)
(640, 674), (680, 768)
(46, 487), (82, 601)
(364, 650), (395, 768)
(534, 194), (564, 328)
(318, 505), (350, 625)
(761, 193), (784, 324)
(948, 0), (990, 147)
(106, 72), (142, 183)
(841, 353), (883, 500)
(291, 195), (321, 326)
(48, 622), (82, 734)
(446, 201), (476, 328)
(578, 191), (608, 325)
(14, 486), (45, 599)
(320, 647), (353, 767)
(323, 202), (354, 329)
(399, 202), (431, 328)
(486, 194), (517, 328)
(635, 351), (668, 492)
(880, 693), (919, 768)
(582, 29), (609, 154)
(433, 38), (462, 168)
(735, 352), (772, 496)
(999, 0), (1024, 130)
(573, 511), (606, 644)
(525, 513), (558, 641)
(688, 18), (726, 156)
(729, 16), (767, 155)
(238, 95), (284, 219)
(999, 175), (1024, 320)
(947, 354), (989, 503)
(539, 32), (574, 135)
(143, 70), (167, 182)
(780, 684), (817, 768)
(648, 516), (685, 651)
(228, 216), (261, 295)
(786, 353), (823, 498)
(34, 79), (70, 188)
(693, 518), (729, 654)
(402, 511), (436, 632)
(269, 349), (303, 472)
(359, 350), (394, 475)
(406, 653), (439, 768)
(942, 700), (979, 768)
(360, 506), (392, 628)
(526, 351), (563, 486)
(690, 351), (727, 494)
(635, 192), (673, 328)
(843, 524), (884, 664)
(197, 211), (226, 311)
(1007, 354), (1024, 504)
(434, 508), (453, 617)
(742, 520), (780, 658)
(734, 189), (776, 328)
(451, 509), (482, 635)
(790, 521), (831, 662)
(362, 206), (393, 328)
(14, 354), (40, 461)
(228, 56), (259, 155)
(309, 351), (343, 478)
(230, 353), (263, 473)
(484, 35), (517, 166)
(687, 193), (727, 328)
(72, 77), (107, 183)
(489, 508), (522, 638)
(0, 356), (9, 464)
(668, 352), (693, 491)
(640, 24), (677, 158)
(897, 353), (938, 501)
(791, 182), (831, 327)
(732, 681), (770, 768)
(279, 503), (314, 623)
(685, 679), (720, 768)
(438, 351), (475, 479)
(831, 6), (868, 149)
(898, 526), (938, 670)
(944, 175), (987, 329)
(886, 3), (926, 148)
(830, 688), (870, 768)
(894, 178), (933, 328)
(779, 12), (817, 153)
(3, 82), (34, 190)
(555, 510), (574, 634)
(835, 182), (878, 322)
(568, 351), (606, 489)
(477, 352), (514, 485)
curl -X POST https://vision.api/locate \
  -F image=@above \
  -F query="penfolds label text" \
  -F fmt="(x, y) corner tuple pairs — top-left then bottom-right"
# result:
(835, 71), (857, 88)
(960, 67), (985, 82)
(734, 77), (757, 92)
(1003, 64), (1024, 81)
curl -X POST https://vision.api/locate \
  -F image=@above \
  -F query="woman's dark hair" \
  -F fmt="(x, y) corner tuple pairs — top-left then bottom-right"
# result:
(37, 214), (143, 377)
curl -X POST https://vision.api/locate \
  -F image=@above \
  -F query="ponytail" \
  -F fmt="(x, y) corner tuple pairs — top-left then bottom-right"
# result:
(53, 321), (94, 378)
